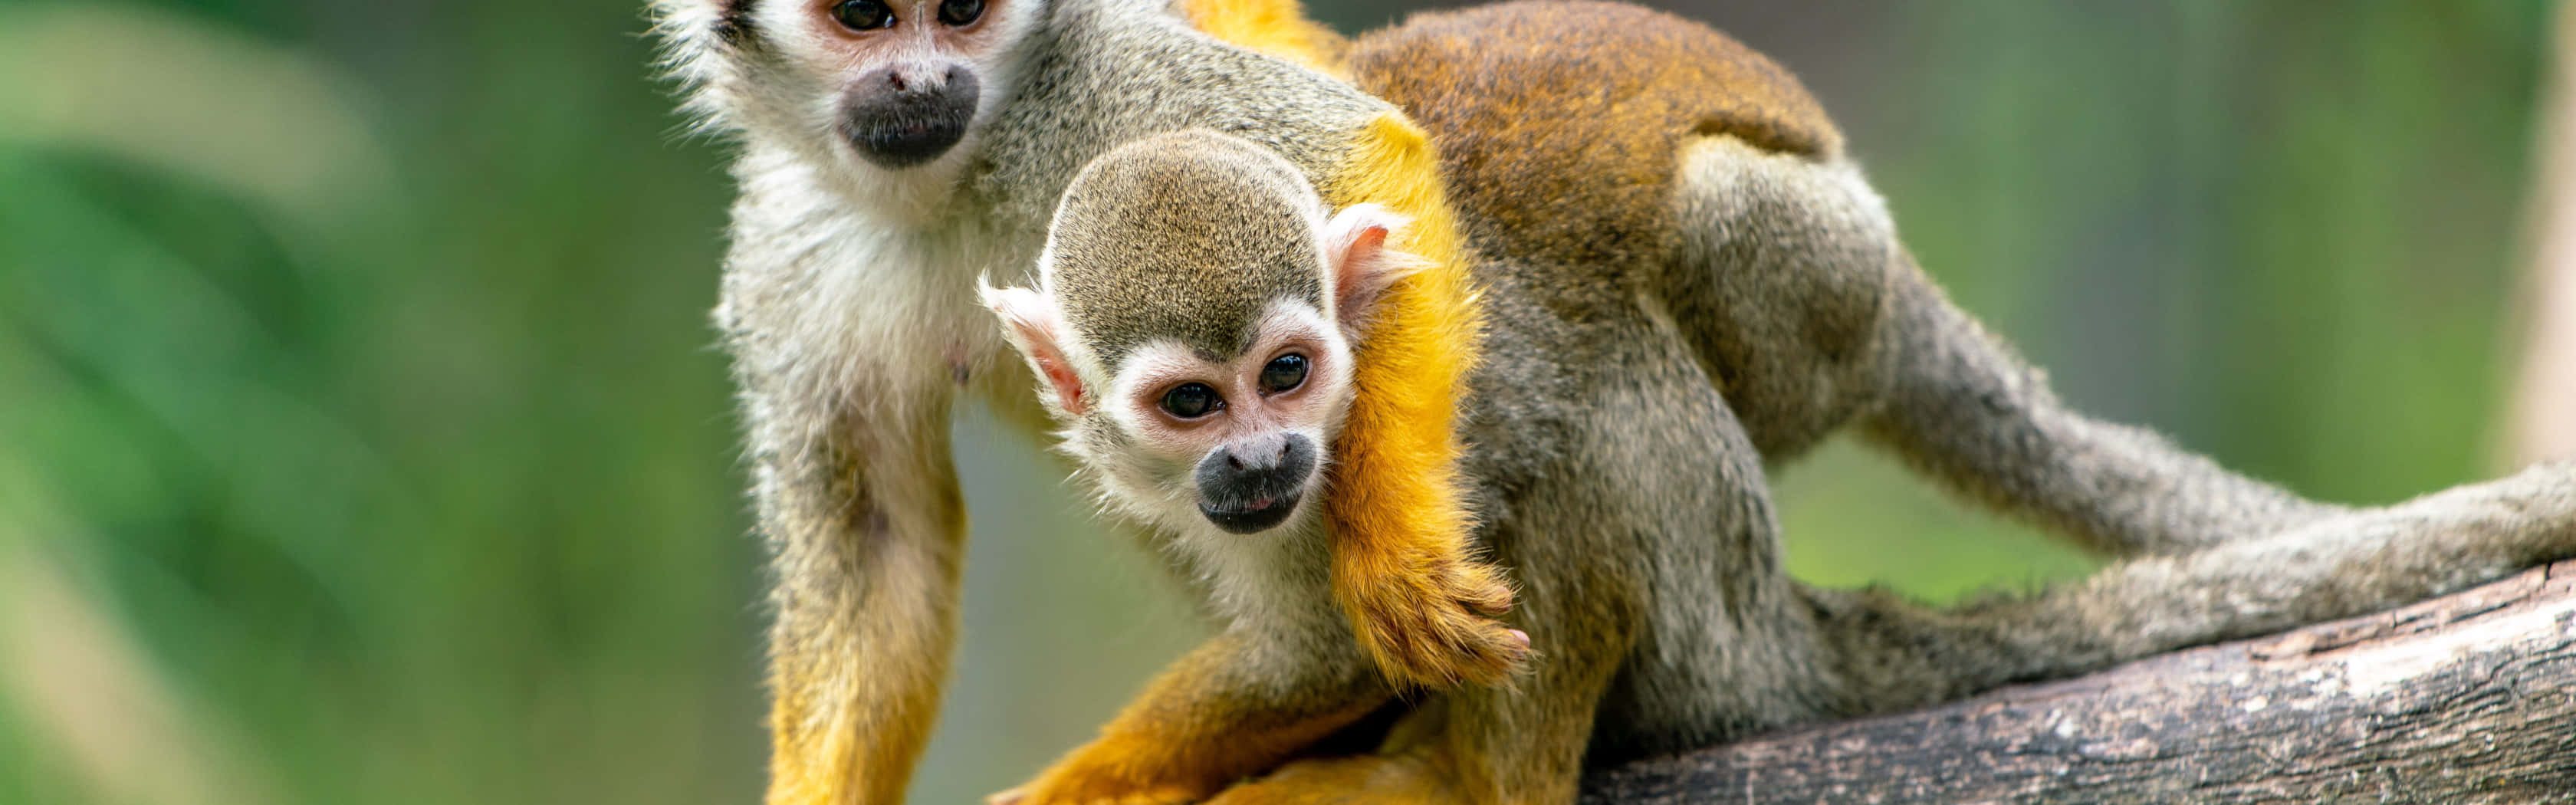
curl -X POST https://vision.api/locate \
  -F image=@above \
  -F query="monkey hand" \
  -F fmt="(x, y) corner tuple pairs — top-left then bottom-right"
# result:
(1338, 549), (1530, 689)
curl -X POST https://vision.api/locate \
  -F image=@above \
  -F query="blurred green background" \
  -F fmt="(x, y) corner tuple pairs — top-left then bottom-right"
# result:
(0, 1), (2556, 803)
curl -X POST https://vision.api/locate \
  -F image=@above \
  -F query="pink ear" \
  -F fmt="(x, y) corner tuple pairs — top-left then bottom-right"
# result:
(981, 284), (1088, 416)
(1322, 203), (1428, 340)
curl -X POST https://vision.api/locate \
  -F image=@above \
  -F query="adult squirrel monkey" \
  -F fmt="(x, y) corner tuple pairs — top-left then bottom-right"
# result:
(649, 1), (2576, 803)
(987, 125), (2576, 805)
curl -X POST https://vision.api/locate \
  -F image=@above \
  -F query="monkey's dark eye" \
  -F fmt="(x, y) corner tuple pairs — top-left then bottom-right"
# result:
(832, 0), (895, 31)
(936, 0), (986, 26)
(1259, 353), (1308, 395)
(1160, 383), (1222, 419)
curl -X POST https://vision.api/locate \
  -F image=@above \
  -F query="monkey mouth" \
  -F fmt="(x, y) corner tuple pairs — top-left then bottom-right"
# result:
(1199, 491), (1303, 534)
(846, 117), (968, 169)
(836, 72), (980, 170)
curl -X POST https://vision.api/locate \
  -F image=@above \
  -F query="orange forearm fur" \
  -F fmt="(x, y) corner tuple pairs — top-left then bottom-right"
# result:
(1009, 639), (1387, 805)
(1313, 115), (1524, 688)
(1186, 0), (1525, 690)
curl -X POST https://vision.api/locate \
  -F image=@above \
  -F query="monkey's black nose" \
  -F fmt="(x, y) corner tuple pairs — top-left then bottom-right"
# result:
(1195, 435), (1317, 534)
(838, 64), (979, 169)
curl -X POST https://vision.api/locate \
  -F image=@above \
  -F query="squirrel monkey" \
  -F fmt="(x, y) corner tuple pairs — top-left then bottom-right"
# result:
(989, 127), (2576, 805)
(653, 1), (1520, 801)
(651, 0), (2575, 803)
(977, 134), (1480, 805)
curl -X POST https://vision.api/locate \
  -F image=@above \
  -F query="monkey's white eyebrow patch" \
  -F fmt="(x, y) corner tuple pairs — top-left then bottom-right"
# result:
(1254, 300), (1334, 349)
(1104, 339), (1230, 451)
(1109, 340), (1223, 405)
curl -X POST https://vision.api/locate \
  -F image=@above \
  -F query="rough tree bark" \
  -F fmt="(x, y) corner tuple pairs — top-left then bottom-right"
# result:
(1577, 560), (2576, 805)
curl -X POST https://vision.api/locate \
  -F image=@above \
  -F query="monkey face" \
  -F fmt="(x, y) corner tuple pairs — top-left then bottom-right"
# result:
(981, 132), (1435, 539)
(1111, 307), (1353, 537)
(812, 0), (1018, 168)
(985, 281), (1358, 539)
(721, 0), (1042, 172)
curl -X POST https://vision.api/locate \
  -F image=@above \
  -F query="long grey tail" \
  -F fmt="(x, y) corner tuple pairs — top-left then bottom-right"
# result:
(1801, 460), (2576, 715)
(1857, 260), (2350, 557)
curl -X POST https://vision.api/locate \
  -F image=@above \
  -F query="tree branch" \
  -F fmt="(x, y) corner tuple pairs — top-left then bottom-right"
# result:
(1581, 560), (2576, 805)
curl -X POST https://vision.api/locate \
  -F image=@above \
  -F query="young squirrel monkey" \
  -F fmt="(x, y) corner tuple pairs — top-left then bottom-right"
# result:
(979, 133), (1488, 805)
(991, 127), (2576, 805)
(652, 1), (2575, 803)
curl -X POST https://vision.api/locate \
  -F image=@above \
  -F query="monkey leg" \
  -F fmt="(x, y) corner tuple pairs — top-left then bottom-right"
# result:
(749, 393), (968, 805)
(1664, 134), (2343, 557)
(993, 632), (1394, 805)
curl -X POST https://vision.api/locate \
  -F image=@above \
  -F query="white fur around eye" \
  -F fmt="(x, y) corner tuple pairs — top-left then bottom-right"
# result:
(1106, 340), (1224, 452)
(1255, 299), (1358, 432)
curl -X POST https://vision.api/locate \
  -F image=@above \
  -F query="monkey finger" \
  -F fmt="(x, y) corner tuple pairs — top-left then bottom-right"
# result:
(1458, 578), (1514, 616)
(987, 787), (1030, 805)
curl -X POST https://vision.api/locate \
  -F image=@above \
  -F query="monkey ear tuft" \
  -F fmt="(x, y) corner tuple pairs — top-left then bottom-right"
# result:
(979, 280), (1089, 416)
(1322, 203), (1433, 340)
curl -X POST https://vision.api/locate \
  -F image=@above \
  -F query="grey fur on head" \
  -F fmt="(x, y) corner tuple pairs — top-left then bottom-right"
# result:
(1044, 130), (1330, 368)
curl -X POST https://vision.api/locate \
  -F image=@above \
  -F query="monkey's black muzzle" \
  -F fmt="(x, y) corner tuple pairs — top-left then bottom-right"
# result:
(838, 65), (979, 169)
(1194, 435), (1318, 534)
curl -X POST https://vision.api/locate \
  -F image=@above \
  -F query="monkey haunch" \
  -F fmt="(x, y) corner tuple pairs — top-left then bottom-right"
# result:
(651, 1), (2576, 803)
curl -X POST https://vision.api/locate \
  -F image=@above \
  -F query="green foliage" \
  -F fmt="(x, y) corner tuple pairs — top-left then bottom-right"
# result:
(0, 2), (2549, 803)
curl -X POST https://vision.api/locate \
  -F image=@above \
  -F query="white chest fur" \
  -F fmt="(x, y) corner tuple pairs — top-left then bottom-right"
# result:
(721, 146), (1044, 419)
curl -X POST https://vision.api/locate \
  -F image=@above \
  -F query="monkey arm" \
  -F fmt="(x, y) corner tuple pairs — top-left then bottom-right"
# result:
(1303, 113), (1530, 688)
(741, 390), (968, 805)
(997, 632), (1394, 805)
(712, 186), (978, 805)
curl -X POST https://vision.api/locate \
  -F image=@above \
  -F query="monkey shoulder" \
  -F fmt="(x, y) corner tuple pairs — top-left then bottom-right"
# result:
(968, 5), (1389, 228)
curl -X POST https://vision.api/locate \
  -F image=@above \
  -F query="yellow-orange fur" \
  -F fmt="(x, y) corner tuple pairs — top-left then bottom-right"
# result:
(1312, 115), (1523, 689)
(994, 636), (1384, 805)
(1182, 0), (1523, 693)
(762, 443), (969, 805)
(1175, 0), (1350, 76)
